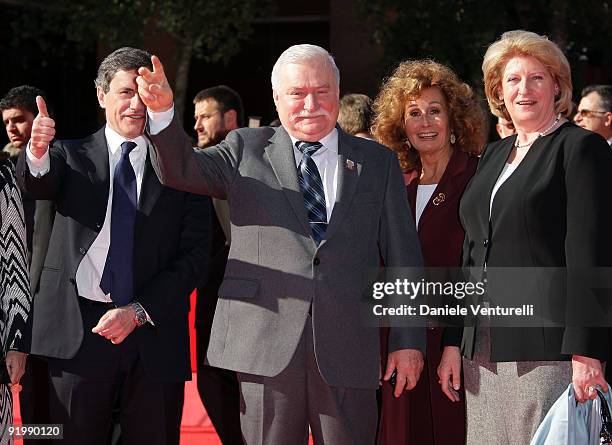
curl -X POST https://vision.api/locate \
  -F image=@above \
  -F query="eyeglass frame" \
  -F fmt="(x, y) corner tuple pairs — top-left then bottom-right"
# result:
(575, 108), (609, 118)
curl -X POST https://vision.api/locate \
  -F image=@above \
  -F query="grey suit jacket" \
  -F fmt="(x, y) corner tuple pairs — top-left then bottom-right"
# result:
(150, 116), (424, 389)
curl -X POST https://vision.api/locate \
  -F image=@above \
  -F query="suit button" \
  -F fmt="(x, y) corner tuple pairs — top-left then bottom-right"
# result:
(483, 239), (489, 247)
(69, 278), (76, 285)
(96, 222), (102, 229)
(313, 258), (320, 266)
(79, 247), (86, 255)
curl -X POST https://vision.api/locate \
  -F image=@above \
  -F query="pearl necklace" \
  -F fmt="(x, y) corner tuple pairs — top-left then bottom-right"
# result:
(514, 114), (562, 149)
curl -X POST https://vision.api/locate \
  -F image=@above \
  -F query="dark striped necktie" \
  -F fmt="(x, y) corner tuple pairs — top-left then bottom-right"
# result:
(296, 140), (327, 245)
(100, 141), (137, 306)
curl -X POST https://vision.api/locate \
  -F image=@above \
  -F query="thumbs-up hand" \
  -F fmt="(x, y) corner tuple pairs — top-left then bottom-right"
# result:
(30, 96), (55, 158)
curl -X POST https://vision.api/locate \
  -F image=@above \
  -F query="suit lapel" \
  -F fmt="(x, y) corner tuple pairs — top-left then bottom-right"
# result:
(75, 127), (110, 219)
(417, 149), (469, 230)
(323, 130), (363, 243)
(137, 148), (163, 215)
(486, 136), (516, 222)
(134, 152), (163, 240)
(407, 176), (418, 224)
(264, 127), (311, 236)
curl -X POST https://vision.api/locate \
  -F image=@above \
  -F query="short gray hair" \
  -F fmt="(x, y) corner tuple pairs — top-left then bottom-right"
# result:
(271, 44), (340, 91)
(95, 47), (152, 93)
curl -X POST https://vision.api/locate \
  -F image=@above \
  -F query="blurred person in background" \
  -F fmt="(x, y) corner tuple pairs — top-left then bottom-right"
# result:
(574, 84), (612, 145)
(194, 85), (243, 149)
(338, 93), (374, 139)
(192, 85), (244, 445)
(496, 116), (516, 138)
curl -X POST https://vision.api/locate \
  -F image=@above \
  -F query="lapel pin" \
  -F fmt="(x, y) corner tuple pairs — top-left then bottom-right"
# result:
(432, 192), (446, 206)
(345, 159), (356, 171)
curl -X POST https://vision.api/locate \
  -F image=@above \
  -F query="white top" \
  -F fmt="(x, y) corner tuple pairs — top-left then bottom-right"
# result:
(27, 126), (148, 303)
(416, 184), (437, 226)
(489, 162), (517, 218)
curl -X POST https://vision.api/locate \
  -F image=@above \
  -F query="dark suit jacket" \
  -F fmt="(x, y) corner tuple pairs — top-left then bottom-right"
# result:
(150, 118), (424, 390)
(445, 123), (612, 362)
(16, 126), (210, 382)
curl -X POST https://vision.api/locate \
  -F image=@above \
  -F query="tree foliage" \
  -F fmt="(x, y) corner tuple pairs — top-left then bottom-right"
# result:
(357, 0), (612, 94)
(2, 0), (271, 113)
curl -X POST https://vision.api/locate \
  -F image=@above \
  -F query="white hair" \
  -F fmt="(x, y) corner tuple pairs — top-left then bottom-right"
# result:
(271, 44), (340, 91)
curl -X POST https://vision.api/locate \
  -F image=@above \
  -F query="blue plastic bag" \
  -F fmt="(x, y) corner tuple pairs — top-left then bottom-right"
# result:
(531, 383), (612, 445)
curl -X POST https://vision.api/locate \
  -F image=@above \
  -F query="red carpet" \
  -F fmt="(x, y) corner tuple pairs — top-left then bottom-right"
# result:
(13, 375), (223, 445)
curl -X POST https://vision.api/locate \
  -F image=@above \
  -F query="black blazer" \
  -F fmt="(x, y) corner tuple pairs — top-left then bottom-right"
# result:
(16, 127), (210, 382)
(448, 123), (612, 362)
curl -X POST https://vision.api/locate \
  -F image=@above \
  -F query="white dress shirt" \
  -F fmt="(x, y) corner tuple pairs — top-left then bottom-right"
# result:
(27, 126), (148, 302)
(289, 130), (339, 221)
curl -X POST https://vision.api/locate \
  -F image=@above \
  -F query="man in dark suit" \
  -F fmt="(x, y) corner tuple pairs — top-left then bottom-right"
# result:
(192, 85), (243, 445)
(137, 44), (425, 444)
(16, 47), (209, 445)
(1, 85), (54, 445)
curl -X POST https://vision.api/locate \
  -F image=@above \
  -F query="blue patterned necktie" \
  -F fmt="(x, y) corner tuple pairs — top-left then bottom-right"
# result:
(100, 141), (137, 306)
(296, 141), (327, 245)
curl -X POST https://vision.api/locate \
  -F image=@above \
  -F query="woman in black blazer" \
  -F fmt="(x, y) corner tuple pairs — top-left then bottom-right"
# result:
(438, 30), (612, 444)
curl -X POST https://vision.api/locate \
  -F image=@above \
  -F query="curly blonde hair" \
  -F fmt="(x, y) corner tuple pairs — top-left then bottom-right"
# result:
(482, 30), (572, 121)
(372, 59), (487, 171)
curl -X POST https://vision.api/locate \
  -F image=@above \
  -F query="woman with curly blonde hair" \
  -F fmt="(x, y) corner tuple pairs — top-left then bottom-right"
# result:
(373, 59), (486, 445)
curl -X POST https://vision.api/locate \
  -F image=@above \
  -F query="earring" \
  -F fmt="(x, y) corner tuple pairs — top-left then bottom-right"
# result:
(450, 133), (456, 145)
(404, 138), (412, 149)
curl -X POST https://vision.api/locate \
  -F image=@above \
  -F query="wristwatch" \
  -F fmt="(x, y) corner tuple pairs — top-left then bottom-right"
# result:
(130, 302), (147, 327)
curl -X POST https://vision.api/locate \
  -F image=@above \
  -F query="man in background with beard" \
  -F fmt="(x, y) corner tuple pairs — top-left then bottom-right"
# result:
(193, 85), (244, 445)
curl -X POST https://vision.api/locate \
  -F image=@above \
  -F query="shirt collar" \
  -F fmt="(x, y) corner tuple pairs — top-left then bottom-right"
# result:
(104, 125), (147, 156)
(288, 127), (338, 155)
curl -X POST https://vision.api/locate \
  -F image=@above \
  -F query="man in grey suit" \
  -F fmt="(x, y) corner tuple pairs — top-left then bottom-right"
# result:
(137, 44), (424, 444)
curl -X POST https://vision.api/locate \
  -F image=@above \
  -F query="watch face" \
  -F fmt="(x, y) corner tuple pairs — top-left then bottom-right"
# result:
(132, 303), (146, 326)
(136, 310), (146, 326)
